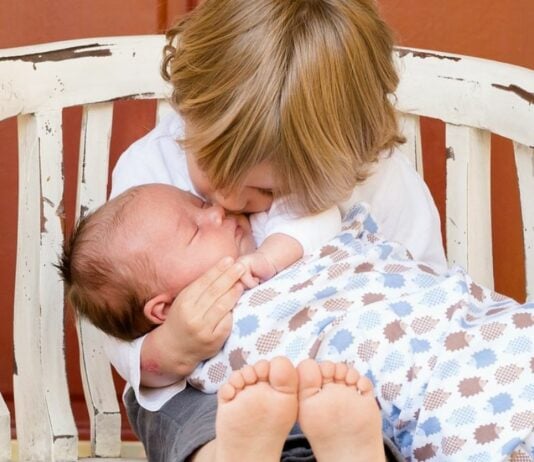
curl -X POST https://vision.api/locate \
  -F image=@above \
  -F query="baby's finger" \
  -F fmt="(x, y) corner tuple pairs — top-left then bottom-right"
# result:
(203, 282), (243, 328)
(182, 257), (242, 303)
(240, 272), (259, 289)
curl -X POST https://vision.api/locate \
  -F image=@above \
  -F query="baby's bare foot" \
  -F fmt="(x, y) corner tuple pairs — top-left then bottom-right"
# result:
(297, 359), (386, 462)
(215, 357), (299, 462)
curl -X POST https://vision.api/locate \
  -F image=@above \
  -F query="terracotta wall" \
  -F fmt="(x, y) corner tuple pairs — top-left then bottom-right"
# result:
(379, 1), (534, 303)
(0, 0), (532, 441)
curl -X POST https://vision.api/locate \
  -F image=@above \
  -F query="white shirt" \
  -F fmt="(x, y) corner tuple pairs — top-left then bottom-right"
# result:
(106, 112), (447, 411)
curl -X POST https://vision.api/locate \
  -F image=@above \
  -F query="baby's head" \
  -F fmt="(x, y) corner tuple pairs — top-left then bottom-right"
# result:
(58, 184), (255, 341)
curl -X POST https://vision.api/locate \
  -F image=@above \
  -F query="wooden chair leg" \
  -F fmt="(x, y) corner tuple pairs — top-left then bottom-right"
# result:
(0, 392), (10, 462)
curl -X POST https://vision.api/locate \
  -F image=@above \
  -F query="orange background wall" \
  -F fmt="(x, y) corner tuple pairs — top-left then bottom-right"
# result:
(379, 1), (533, 304)
(1, 0), (532, 440)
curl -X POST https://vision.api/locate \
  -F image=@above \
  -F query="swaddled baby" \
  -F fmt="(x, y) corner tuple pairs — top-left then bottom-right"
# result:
(59, 183), (534, 460)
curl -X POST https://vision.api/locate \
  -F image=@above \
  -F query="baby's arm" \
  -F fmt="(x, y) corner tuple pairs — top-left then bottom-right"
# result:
(238, 233), (303, 287)
(239, 200), (342, 287)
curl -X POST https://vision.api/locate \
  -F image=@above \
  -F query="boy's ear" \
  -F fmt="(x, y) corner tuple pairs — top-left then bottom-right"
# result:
(143, 293), (173, 325)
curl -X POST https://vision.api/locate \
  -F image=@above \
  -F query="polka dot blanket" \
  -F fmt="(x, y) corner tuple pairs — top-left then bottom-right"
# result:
(189, 203), (534, 461)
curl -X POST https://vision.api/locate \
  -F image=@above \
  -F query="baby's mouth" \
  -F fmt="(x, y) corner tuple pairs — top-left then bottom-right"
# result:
(234, 223), (243, 240)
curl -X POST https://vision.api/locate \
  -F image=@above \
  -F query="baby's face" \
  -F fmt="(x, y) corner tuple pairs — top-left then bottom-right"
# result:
(126, 184), (256, 295)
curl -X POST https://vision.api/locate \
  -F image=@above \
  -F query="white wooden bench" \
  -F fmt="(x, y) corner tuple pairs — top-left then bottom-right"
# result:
(0, 36), (533, 461)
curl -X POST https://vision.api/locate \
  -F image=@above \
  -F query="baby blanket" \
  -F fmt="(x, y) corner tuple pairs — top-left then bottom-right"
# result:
(189, 204), (534, 461)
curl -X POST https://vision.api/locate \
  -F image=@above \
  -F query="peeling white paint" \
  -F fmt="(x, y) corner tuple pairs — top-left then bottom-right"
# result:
(1, 36), (533, 462)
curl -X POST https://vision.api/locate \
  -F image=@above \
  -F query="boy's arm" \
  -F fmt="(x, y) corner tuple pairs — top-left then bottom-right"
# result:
(139, 258), (246, 386)
(139, 323), (196, 387)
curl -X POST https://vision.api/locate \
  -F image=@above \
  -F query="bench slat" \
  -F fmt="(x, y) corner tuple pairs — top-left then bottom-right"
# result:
(395, 47), (534, 147)
(514, 142), (534, 301)
(38, 110), (79, 461)
(75, 103), (122, 458)
(0, 36), (170, 120)
(0, 393), (10, 462)
(14, 113), (55, 461)
(446, 124), (493, 288)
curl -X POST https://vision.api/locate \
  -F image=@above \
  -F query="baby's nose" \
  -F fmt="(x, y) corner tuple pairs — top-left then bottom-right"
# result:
(200, 204), (225, 226)
(212, 191), (245, 212)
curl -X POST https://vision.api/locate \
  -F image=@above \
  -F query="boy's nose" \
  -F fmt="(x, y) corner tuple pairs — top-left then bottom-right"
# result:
(212, 191), (245, 212)
(199, 204), (225, 226)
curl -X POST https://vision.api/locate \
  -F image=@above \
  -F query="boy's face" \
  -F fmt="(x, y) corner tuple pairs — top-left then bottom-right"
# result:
(186, 152), (275, 213)
(126, 185), (256, 295)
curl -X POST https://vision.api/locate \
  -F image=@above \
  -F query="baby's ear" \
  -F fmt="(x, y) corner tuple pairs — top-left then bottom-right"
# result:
(143, 293), (173, 324)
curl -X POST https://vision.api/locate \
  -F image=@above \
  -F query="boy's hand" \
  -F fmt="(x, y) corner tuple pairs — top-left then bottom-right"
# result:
(167, 257), (246, 364)
(142, 257), (246, 385)
(237, 252), (277, 289)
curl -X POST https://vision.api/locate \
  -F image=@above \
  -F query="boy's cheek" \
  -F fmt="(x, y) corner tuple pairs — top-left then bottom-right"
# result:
(190, 173), (213, 199)
(185, 152), (214, 198)
(239, 192), (273, 214)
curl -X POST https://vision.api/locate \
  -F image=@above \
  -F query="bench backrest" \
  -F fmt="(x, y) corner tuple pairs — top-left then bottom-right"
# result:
(0, 36), (533, 461)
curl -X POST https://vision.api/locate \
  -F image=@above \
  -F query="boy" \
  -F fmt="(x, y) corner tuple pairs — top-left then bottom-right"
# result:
(81, 1), (450, 459)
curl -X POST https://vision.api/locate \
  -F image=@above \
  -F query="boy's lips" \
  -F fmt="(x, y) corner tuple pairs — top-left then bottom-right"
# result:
(223, 215), (241, 241)
(234, 219), (247, 242)
(228, 214), (250, 238)
(232, 215), (254, 252)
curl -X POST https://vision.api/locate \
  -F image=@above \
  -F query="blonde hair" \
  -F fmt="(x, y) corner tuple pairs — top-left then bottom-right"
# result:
(162, 0), (404, 213)
(57, 187), (157, 341)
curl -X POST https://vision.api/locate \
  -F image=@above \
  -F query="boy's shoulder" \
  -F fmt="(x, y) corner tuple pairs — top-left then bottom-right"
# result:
(133, 112), (184, 149)
(110, 112), (192, 198)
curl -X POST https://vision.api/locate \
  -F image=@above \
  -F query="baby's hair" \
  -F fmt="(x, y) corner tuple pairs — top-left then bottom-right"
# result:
(162, 0), (404, 213)
(57, 187), (156, 341)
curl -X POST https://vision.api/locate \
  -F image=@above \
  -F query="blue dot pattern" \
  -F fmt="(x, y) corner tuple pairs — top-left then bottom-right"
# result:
(189, 203), (534, 460)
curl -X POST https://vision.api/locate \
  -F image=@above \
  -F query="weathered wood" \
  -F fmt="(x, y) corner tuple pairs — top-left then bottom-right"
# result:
(75, 103), (122, 458)
(399, 113), (424, 175)
(0, 36), (171, 120)
(77, 320), (122, 457)
(14, 111), (77, 460)
(38, 110), (79, 461)
(0, 393), (10, 462)
(14, 113), (55, 461)
(445, 124), (493, 288)
(395, 47), (534, 148)
(514, 143), (534, 301)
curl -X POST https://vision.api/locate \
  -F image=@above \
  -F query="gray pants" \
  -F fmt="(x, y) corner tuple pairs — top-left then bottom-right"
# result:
(125, 386), (404, 461)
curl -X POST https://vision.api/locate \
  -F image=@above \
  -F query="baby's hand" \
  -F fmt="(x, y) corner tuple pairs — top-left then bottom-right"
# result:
(237, 252), (278, 289)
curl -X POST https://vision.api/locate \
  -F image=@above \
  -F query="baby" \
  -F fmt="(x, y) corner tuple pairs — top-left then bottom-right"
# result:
(59, 182), (391, 461)
(59, 183), (534, 460)
(59, 183), (313, 341)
